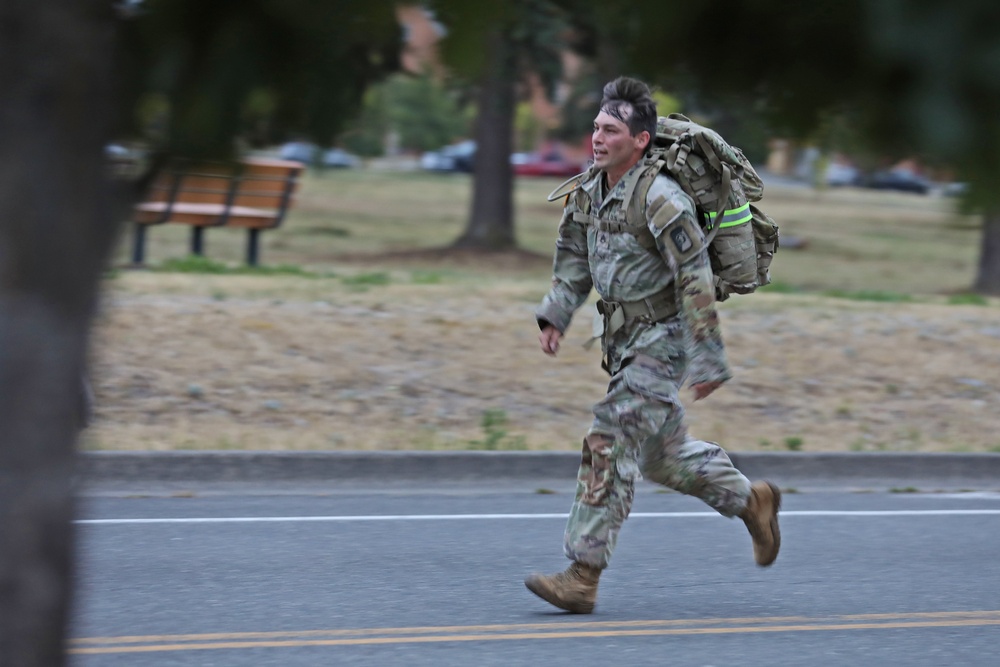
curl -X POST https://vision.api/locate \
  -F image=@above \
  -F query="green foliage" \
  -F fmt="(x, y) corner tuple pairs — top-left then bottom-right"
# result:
(338, 86), (389, 157)
(567, 0), (1000, 205)
(552, 70), (600, 142)
(468, 409), (527, 450)
(652, 91), (681, 116)
(342, 73), (471, 156)
(890, 487), (920, 494)
(434, 0), (567, 97)
(386, 74), (471, 153)
(116, 0), (403, 159)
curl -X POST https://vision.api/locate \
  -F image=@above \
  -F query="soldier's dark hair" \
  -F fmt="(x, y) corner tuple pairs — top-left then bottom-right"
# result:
(600, 77), (657, 151)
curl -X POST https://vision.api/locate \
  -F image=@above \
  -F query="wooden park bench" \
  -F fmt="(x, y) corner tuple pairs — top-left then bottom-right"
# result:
(131, 157), (303, 266)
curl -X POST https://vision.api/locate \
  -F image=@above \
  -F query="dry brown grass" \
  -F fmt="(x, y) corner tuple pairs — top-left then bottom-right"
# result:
(87, 170), (1000, 453)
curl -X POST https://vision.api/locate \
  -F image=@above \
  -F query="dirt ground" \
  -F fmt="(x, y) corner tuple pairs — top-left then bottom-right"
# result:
(85, 268), (1000, 453)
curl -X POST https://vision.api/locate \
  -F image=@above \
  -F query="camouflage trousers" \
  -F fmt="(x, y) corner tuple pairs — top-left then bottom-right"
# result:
(564, 354), (751, 569)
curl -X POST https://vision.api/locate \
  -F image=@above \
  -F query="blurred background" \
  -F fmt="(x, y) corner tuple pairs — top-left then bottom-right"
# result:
(81, 0), (1000, 458)
(12, 0), (1000, 457)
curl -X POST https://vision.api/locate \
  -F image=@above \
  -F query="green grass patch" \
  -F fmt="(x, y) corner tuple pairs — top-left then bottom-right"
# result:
(341, 272), (392, 287)
(821, 289), (914, 303)
(468, 409), (527, 450)
(784, 436), (804, 451)
(293, 225), (351, 237)
(411, 270), (446, 285)
(948, 293), (989, 306)
(757, 281), (802, 294)
(155, 255), (318, 277)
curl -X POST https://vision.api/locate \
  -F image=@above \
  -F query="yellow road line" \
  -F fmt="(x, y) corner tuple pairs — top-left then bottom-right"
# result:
(70, 613), (1000, 655)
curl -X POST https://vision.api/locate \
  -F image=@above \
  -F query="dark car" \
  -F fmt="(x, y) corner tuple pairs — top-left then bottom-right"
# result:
(859, 169), (931, 194)
(513, 151), (587, 178)
(420, 140), (476, 173)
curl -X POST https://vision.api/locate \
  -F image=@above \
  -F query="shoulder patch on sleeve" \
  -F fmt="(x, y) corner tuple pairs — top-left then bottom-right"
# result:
(649, 198), (684, 233)
(646, 174), (695, 229)
(647, 194), (682, 230)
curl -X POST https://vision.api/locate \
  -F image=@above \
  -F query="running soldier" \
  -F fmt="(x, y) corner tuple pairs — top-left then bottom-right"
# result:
(525, 77), (781, 614)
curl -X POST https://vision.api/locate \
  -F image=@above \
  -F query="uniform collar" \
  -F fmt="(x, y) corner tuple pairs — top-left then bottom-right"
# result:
(584, 160), (647, 212)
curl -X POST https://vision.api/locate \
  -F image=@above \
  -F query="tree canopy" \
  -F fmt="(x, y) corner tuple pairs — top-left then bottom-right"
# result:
(571, 0), (1000, 206)
(116, 0), (403, 160)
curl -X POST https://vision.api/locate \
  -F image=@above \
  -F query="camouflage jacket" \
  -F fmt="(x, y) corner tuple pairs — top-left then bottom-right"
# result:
(536, 161), (731, 384)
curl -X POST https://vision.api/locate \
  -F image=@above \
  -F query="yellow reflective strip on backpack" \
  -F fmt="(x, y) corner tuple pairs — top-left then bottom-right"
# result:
(704, 202), (751, 228)
(719, 209), (753, 228)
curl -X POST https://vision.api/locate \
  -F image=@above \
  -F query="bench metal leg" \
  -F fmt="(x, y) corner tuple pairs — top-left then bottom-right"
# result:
(191, 227), (205, 256)
(132, 223), (147, 265)
(246, 229), (261, 266)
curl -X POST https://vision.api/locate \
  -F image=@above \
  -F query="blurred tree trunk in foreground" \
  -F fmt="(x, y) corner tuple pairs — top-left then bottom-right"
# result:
(1, 2), (403, 662)
(453, 30), (516, 250)
(0, 1), (122, 664)
(974, 214), (1000, 295)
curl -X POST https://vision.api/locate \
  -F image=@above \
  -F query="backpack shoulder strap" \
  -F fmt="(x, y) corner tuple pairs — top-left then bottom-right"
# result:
(546, 168), (594, 202)
(620, 159), (664, 250)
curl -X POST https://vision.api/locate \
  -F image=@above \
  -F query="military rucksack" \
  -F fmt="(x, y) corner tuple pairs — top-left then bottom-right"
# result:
(549, 113), (779, 301)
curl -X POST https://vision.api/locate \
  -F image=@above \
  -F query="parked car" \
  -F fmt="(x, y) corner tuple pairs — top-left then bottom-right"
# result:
(279, 141), (317, 164)
(858, 168), (931, 194)
(513, 151), (587, 178)
(824, 162), (861, 187)
(279, 142), (360, 169)
(320, 148), (361, 169)
(420, 140), (476, 173)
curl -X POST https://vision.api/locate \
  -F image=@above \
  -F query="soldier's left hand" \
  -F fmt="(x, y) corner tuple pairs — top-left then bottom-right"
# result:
(691, 381), (723, 401)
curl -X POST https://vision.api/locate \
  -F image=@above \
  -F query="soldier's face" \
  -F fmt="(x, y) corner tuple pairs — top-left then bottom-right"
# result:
(592, 108), (648, 173)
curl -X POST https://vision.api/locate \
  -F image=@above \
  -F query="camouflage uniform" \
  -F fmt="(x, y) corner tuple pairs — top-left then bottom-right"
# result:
(536, 161), (752, 570)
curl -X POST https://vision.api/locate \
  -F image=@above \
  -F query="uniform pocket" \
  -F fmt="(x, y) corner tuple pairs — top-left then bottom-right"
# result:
(619, 354), (680, 405)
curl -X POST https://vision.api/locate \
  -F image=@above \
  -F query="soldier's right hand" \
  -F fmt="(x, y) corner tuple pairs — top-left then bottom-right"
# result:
(539, 325), (564, 356)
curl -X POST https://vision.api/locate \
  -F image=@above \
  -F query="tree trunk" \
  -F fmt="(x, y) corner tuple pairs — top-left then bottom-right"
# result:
(973, 212), (1000, 295)
(452, 30), (517, 250)
(0, 2), (122, 664)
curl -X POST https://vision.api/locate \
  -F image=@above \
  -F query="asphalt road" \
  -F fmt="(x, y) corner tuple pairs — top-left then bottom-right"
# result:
(70, 483), (1000, 666)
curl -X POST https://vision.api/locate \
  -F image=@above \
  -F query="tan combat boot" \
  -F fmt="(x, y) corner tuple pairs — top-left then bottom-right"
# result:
(524, 562), (602, 614)
(741, 481), (782, 566)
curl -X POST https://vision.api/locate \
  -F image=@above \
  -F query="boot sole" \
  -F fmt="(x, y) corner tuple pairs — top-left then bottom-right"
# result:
(524, 578), (595, 614)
